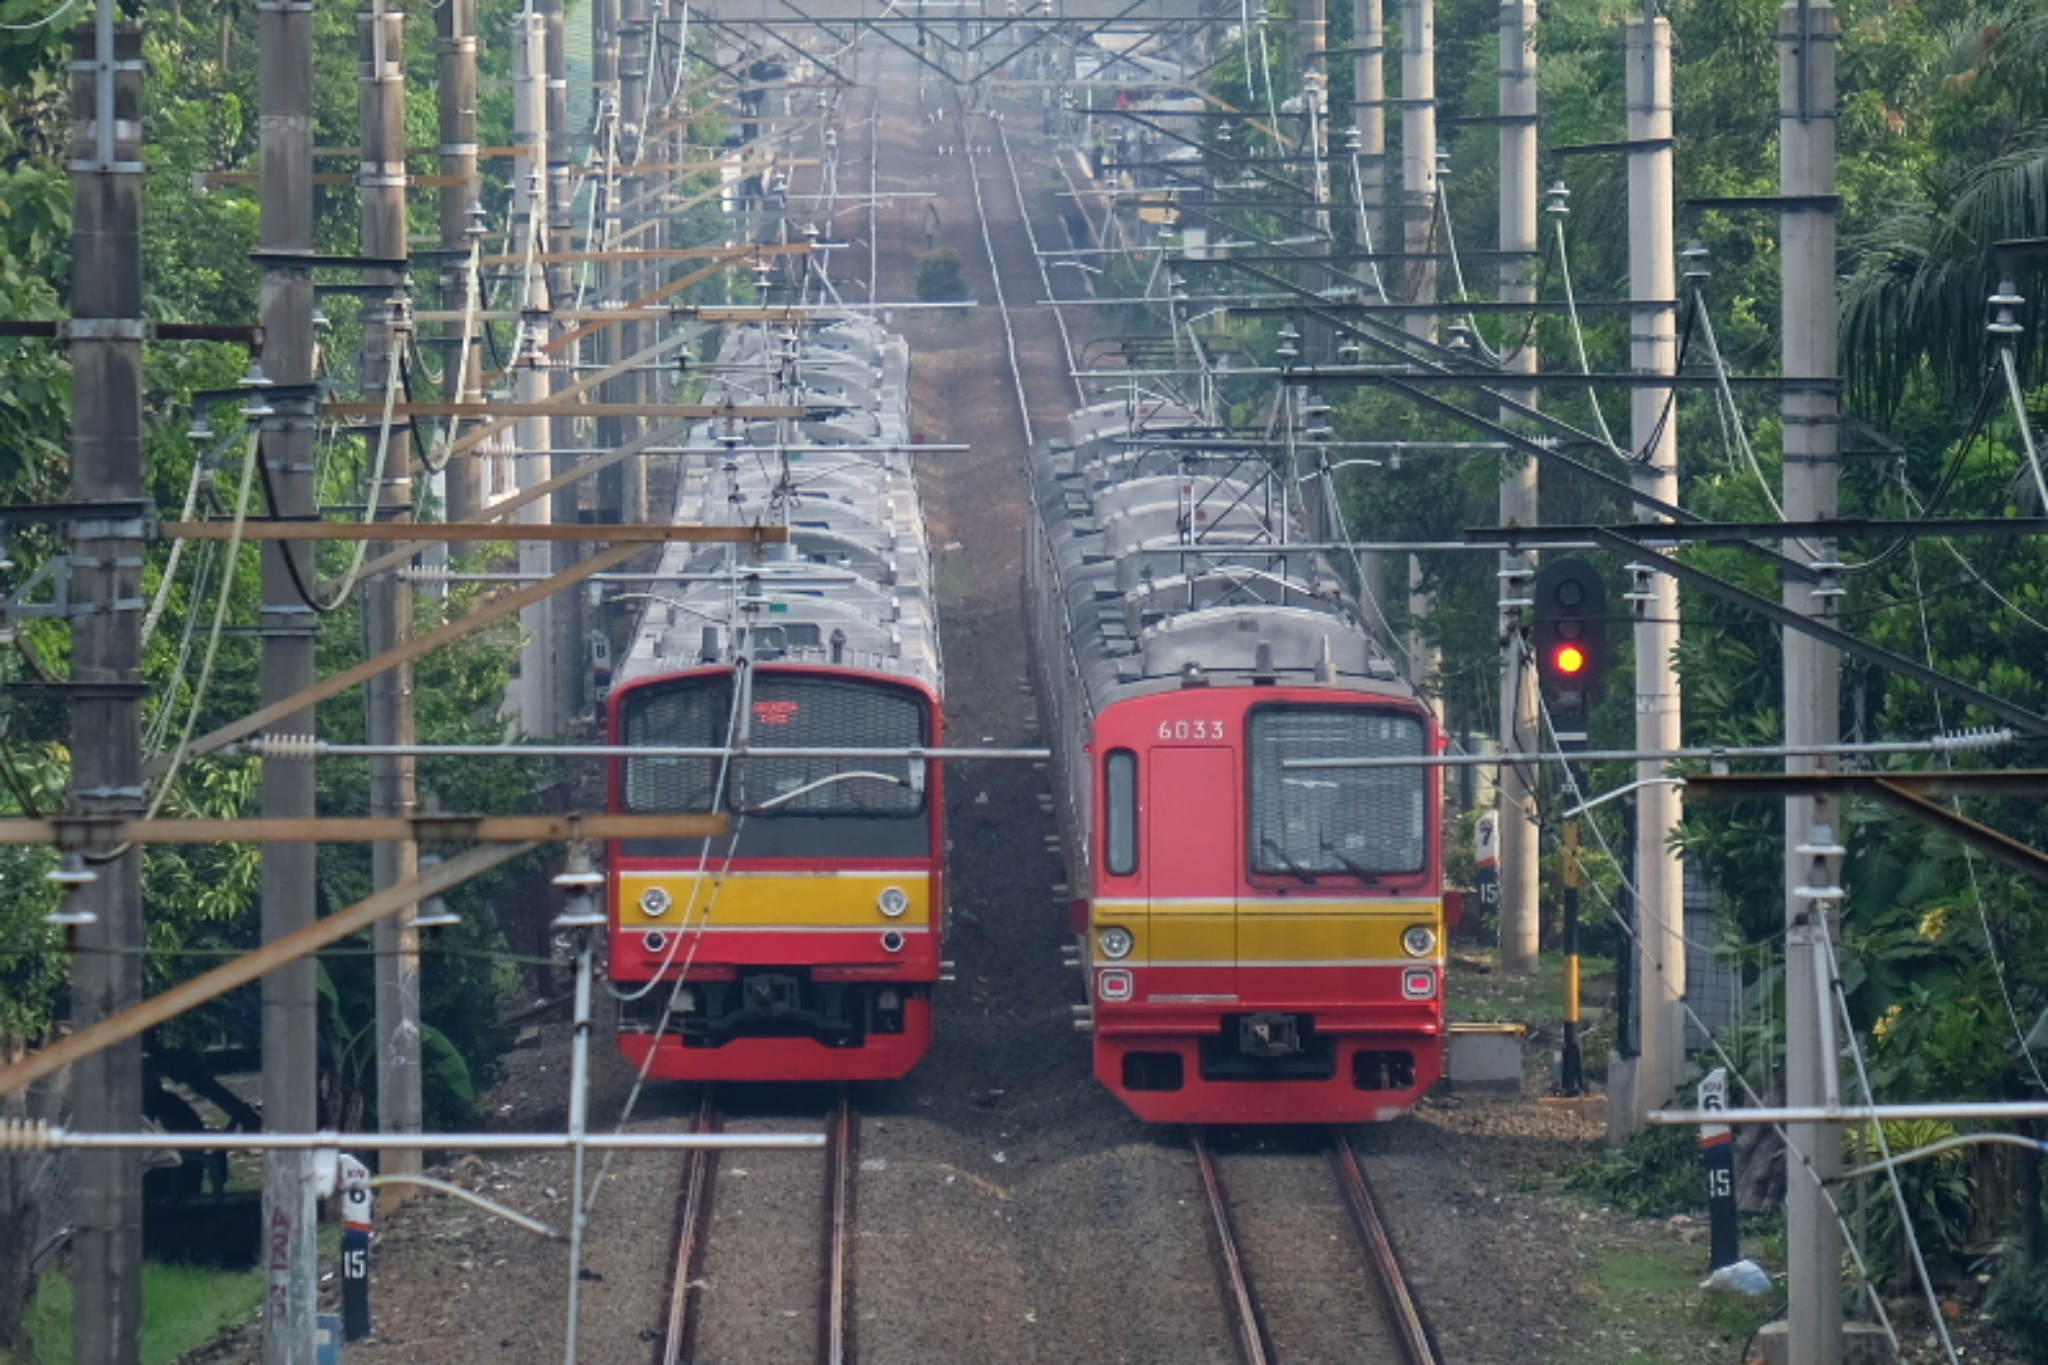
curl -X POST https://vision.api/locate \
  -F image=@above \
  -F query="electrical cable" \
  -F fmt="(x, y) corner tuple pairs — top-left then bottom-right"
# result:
(295, 330), (408, 614)
(140, 447), (212, 649)
(127, 426), (262, 845)
(144, 541), (216, 756)
(251, 445), (338, 616)
(1818, 912), (1964, 1364)
(0, 0), (76, 30)
(1345, 151), (1391, 305)
(2000, 344), (2048, 512)
(1530, 680), (1904, 1353)
(1898, 524), (2048, 1095)
(1935, 538), (2048, 637)
(1553, 215), (1626, 458)
(583, 612), (758, 1220)
(1836, 380), (2000, 577)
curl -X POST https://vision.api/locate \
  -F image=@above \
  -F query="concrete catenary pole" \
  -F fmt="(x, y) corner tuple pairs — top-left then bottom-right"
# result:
(1352, 0), (1386, 260)
(1300, 0), (1332, 367)
(1780, 0), (1844, 1356)
(1400, 0), (1442, 720)
(257, 0), (319, 1352)
(617, 0), (651, 526)
(438, 0), (485, 523)
(360, 0), (424, 1193)
(514, 4), (558, 735)
(1351, 0), (1387, 626)
(543, 0), (583, 731)
(67, 12), (146, 1362)
(593, 0), (625, 538)
(1398, 0), (1436, 342)
(1494, 0), (1540, 974)
(1624, 14), (1686, 1124)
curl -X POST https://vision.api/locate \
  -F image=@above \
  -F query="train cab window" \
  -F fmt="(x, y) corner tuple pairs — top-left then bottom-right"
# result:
(1248, 706), (1427, 879)
(619, 674), (930, 858)
(1104, 749), (1139, 875)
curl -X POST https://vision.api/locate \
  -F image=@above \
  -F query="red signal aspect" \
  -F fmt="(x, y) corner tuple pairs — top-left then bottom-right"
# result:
(1553, 643), (1587, 676)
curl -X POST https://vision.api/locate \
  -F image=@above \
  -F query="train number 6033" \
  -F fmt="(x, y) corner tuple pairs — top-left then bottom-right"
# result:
(1157, 719), (1226, 741)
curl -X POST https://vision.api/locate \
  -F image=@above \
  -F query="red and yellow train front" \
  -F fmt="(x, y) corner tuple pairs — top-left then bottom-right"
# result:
(1084, 688), (1444, 1124)
(607, 665), (944, 1082)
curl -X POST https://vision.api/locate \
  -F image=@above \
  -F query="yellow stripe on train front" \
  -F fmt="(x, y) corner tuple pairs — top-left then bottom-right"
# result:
(1092, 898), (1442, 966)
(618, 871), (931, 929)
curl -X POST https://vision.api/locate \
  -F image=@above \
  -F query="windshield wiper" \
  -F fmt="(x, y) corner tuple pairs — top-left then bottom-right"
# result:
(747, 768), (908, 814)
(1322, 843), (1383, 885)
(1261, 835), (1318, 885)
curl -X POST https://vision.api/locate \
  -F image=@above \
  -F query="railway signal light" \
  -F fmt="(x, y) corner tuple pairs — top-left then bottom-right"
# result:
(1532, 557), (1608, 738)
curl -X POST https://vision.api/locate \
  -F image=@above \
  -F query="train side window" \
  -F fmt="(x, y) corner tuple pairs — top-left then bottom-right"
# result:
(1105, 749), (1138, 875)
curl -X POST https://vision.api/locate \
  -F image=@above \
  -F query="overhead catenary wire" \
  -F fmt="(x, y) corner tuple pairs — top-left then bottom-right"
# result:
(1898, 519), (2048, 1096)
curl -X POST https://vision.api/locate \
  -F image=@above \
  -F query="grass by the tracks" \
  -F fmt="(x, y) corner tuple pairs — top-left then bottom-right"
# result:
(1448, 945), (1615, 1030)
(1, 1259), (266, 1365)
(1560, 1234), (1781, 1364)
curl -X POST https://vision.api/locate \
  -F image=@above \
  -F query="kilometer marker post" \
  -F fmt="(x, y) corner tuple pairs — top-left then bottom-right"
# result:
(340, 1154), (372, 1341)
(1698, 1068), (1740, 1270)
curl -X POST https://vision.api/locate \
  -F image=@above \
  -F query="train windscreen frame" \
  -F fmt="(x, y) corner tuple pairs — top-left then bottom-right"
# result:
(619, 672), (931, 859)
(1245, 704), (1427, 880)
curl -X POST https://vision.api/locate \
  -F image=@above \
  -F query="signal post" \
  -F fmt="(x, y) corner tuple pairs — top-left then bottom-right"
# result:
(1532, 558), (1607, 1098)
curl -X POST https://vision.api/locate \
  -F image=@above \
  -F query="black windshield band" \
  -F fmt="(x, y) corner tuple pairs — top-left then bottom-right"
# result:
(618, 672), (934, 859)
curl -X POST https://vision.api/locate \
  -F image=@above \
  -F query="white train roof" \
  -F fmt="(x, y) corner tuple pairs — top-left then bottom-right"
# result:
(1029, 399), (1409, 711)
(617, 315), (938, 695)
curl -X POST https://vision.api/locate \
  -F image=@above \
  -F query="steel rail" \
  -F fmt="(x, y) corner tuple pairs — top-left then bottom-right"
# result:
(1192, 1130), (1276, 1365)
(820, 1089), (857, 1365)
(956, 92), (1033, 447)
(1329, 1136), (1440, 1364)
(658, 1094), (721, 1365)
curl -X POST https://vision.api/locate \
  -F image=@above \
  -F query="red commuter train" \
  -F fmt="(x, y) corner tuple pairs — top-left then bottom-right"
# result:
(1028, 400), (1445, 1123)
(605, 316), (944, 1082)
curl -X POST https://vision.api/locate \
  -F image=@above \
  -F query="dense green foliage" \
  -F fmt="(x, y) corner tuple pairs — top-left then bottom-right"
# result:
(1174, 0), (2048, 1316)
(0, 0), (553, 1146)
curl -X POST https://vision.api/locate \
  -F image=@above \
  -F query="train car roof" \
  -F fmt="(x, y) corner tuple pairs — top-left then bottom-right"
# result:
(617, 316), (939, 695)
(1030, 403), (1413, 714)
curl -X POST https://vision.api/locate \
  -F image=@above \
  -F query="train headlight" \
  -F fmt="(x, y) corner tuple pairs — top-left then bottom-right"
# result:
(1401, 925), (1438, 958)
(878, 886), (910, 918)
(639, 886), (673, 917)
(1098, 925), (1134, 960)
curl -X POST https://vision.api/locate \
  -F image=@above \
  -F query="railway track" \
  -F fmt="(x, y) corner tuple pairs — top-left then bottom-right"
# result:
(1193, 1130), (1443, 1365)
(654, 1089), (861, 1365)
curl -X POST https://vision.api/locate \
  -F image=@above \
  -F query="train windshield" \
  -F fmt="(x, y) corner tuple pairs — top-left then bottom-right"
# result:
(1247, 706), (1427, 879)
(618, 673), (930, 858)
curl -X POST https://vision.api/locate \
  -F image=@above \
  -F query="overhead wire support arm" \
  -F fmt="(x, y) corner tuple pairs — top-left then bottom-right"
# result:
(163, 520), (789, 545)
(1585, 530), (2048, 737)
(1686, 773), (2048, 888)
(170, 540), (691, 764)
(1468, 516), (2048, 547)
(1214, 273), (1823, 583)
(0, 841), (535, 1100)
(966, 0), (1153, 85)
